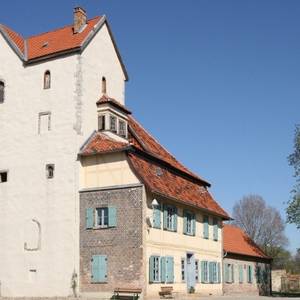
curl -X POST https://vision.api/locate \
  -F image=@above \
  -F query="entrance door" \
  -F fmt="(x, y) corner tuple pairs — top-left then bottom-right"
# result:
(186, 253), (195, 291)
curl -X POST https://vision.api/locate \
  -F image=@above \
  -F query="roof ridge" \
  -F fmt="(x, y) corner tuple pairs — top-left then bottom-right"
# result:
(26, 16), (101, 39)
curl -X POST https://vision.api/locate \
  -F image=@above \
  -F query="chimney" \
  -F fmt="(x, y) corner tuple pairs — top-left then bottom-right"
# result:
(73, 7), (87, 33)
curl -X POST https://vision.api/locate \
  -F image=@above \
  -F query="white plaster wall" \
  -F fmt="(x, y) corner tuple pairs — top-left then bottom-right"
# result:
(144, 194), (223, 297)
(80, 22), (126, 139)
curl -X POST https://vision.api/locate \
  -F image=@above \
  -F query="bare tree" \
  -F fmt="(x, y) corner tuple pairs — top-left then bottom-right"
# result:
(232, 195), (288, 255)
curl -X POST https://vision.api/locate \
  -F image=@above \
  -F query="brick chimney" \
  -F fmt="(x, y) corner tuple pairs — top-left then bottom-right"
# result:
(73, 7), (87, 33)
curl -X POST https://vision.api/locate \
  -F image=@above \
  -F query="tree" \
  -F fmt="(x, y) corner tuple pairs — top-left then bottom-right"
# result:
(287, 125), (300, 229)
(232, 195), (288, 256)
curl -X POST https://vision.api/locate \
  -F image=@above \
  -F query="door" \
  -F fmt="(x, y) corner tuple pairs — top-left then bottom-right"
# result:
(186, 253), (195, 291)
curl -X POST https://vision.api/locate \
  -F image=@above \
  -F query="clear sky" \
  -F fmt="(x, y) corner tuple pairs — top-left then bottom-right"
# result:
(1, 0), (299, 252)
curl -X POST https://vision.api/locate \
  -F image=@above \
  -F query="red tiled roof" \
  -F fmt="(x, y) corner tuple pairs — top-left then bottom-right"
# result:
(0, 24), (25, 54)
(96, 95), (132, 114)
(223, 224), (271, 259)
(128, 153), (229, 219)
(80, 131), (129, 156)
(128, 116), (210, 186)
(27, 16), (101, 60)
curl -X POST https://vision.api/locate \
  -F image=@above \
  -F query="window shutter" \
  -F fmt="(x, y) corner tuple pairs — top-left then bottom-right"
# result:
(225, 264), (229, 283)
(173, 207), (177, 232)
(86, 208), (94, 229)
(203, 216), (209, 239)
(149, 256), (155, 283)
(208, 262), (213, 283)
(201, 261), (205, 283)
(153, 205), (161, 229)
(249, 265), (253, 283)
(91, 255), (107, 283)
(163, 205), (168, 229)
(166, 256), (174, 283)
(183, 210), (187, 234)
(213, 219), (218, 241)
(231, 264), (235, 283)
(108, 206), (117, 227)
(217, 262), (221, 283)
(160, 257), (166, 283)
(192, 215), (196, 236)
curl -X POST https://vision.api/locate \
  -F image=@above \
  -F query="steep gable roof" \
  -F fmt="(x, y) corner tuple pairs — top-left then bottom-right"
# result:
(0, 16), (128, 80)
(223, 224), (271, 260)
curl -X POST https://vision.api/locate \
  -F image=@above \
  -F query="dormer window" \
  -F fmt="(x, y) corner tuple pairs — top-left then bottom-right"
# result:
(44, 71), (51, 89)
(0, 81), (5, 103)
(102, 77), (107, 94)
(98, 115), (105, 131)
(110, 115), (117, 133)
(119, 120), (126, 137)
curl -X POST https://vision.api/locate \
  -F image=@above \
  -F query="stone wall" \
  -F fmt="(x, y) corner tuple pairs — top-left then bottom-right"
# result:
(79, 185), (144, 294)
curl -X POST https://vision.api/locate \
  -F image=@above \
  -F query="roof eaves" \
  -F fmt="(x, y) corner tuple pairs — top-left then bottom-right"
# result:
(79, 145), (131, 157)
(0, 24), (25, 61)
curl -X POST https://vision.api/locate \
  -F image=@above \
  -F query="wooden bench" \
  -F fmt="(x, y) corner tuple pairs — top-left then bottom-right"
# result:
(159, 286), (173, 298)
(113, 288), (142, 300)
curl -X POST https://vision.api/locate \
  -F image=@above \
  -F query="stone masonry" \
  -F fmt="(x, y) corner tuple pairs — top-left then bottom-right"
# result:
(79, 185), (144, 293)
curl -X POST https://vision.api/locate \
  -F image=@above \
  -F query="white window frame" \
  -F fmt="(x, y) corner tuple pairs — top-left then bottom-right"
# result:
(95, 207), (109, 228)
(109, 114), (117, 133)
(118, 119), (127, 138)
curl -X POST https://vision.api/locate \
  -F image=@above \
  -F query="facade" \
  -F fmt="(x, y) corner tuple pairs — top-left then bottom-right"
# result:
(223, 225), (272, 296)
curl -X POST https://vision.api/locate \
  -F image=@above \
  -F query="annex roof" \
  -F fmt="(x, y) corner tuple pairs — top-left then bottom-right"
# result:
(223, 224), (271, 260)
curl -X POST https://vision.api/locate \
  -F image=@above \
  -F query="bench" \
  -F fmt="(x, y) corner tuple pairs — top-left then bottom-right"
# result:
(113, 288), (142, 300)
(159, 286), (173, 298)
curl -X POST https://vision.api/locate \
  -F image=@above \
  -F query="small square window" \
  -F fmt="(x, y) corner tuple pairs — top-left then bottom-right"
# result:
(0, 171), (8, 183)
(46, 164), (55, 179)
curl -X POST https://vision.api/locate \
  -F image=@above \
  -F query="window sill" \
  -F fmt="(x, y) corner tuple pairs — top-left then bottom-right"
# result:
(163, 228), (177, 233)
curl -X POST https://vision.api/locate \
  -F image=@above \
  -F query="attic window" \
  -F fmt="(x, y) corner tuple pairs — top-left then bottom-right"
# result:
(0, 171), (8, 183)
(110, 115), (117, 133)
(156, 167), (163, 177)
(0, 81), (5, 103)
(98, 115), (105, 131)
(119, 120), (126, 137)
(42, 42), (49, 48)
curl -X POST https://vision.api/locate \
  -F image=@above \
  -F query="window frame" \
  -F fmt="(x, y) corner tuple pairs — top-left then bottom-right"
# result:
(165, 205), (176, 231)
(0, 80), (5, 103)
(38, 112), (51, 134)
(98, 114), (106, 131)
(95, 207), (109, 228)
(43, 70), (51, 89)
(109, 114), (117, 133)
(118, 119), (126, 138)
(152, 256), (161, 283)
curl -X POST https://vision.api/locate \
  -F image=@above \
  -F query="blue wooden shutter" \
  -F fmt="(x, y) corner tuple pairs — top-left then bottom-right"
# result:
(225, 264), (229, 283)
(160, 257), (166, 283)
(91, 255), (107, 283)
(213, 219), (218, 241)
(239, 265), (243, 283)
(86, 208), (94, 229)
(153, 205), (161, 229)
(232, 264), (235, 283)
(183, 210), (187, 234)
(209, 262), (213, 283)
(173, 207), (177, 232)
(108, 206), (117, 227)
(149, 256), (155, 283)
(203, 216), (209, 239)
(201, 261), (205, 283)
(163, 205), (168, 229)
(217, 262), (221, 283)
(249, 265), (253, 283)
(166, 256), (174, 283)
(192, 215), (196, 236)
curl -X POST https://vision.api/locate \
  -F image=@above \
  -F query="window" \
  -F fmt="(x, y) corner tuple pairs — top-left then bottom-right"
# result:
(149, 255), (174, 283)
(225, 263), (234, 283)
(85, 207), (117, 229)
(247, 265), (253, 283)
(102, 76), (106, 94)
(257, 266), (261, 283)
(203, 215), (209, 239)
(195, 260), (199, 282)
(98, 115), (105, 131)
(96, 207), (108, 227)
(152, 202), (161, 229)
(183, 210), (195, 235)
(110, 115), (117, 132)
(201, 261), (209, 283)
(118, 119), (126, 137)
(149, 256), (160, 282)
(0, 81), (4, 103)
(213, 218), (218, 241)
(38, 112), (51, 134)
(181, 258), (186, 281)
(0, 171), (8, 183)
(163, 205), (177, 231)
(46, 164), (54, 179)
(91, 255), (107, 283)
(239, 264), (244, 283)
(44, 71), (51, 89)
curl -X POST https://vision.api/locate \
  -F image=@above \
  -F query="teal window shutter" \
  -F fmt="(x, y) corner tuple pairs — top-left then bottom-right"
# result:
(209, 262), (213, 283)
(203, 216), (209, 239)
(86, 208), (94, 229)
(166, 256), (174, 283)
(153, 204), (161, 229)
(201, 261), (205, 283)
(163, 205), (168, 229)
(91, 255), (107, 283)
(173, 207), (177, 232)
(225, 264), (229, 283)
(108, 206), (117, 227)
(217, 262), (221, 283)
(160, 257), (166, 283)
(232, 264), (235, 283)
(183, 210), (187, 234)
(213, 218), (218, 241)
(149, 256), (155, 283)
(192, 215), (196, 236)
(239, 265), (243, 283)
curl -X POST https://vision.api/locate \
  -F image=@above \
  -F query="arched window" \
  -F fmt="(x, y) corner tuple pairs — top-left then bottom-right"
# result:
(44, 71), (51, 89)
(102, 76), (106, 94)
(0, 81), (4, 103)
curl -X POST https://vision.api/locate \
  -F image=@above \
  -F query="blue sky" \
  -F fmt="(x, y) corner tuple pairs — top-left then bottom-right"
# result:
(1, 0), (299, 252)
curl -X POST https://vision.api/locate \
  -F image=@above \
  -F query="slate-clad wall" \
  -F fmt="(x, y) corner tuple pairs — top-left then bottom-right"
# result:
(80, 185), (144, 293)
